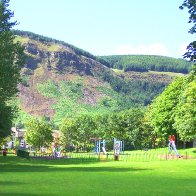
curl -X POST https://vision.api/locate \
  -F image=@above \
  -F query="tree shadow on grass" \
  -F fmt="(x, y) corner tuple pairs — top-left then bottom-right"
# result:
(0, 193), (39, 196)
(0, 181), (24, 186)
(0, 156), (151, 173)
(0, 155), (102, 166)
(0, 163), (150, 173)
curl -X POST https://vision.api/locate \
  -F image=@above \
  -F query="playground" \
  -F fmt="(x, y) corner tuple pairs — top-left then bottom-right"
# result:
(0, 148), (195, 196)
(3, 136), (195, 162)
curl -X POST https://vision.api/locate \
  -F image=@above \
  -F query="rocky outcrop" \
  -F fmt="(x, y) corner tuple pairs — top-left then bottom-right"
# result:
(22, 40), (108, 76)
(18, 37), (109, 118)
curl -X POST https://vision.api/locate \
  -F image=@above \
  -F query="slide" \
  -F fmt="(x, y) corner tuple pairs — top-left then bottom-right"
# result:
(102, 147), (107, 155)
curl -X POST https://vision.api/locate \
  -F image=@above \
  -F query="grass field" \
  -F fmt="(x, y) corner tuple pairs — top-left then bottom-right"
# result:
(0, 149), (196, 196)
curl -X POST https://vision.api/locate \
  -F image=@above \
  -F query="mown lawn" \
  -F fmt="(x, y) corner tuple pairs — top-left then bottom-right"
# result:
(0, 151), (196, 196)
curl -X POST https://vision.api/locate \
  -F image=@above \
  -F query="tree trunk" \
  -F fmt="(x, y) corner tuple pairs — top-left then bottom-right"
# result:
(183, 141), (186, 149)
(193, 139), (196, 148)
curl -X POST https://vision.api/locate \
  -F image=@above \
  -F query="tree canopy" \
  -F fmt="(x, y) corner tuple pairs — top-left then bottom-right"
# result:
(180, 0), (196, 62)
(0, 0), (25, 103)
(25, 118), (53, 149)
(147, 69), (196, 142)
(0, 0), (25, 138)
(60, 109), (151, 152)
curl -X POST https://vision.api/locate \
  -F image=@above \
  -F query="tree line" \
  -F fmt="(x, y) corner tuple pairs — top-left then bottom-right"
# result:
(100, 55), (192, 74)
(23, 109), (152, 152)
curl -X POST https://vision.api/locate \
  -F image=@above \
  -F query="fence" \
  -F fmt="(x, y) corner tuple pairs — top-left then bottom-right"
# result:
(67, 152), (192, 162)
(28, 151), (194, 162)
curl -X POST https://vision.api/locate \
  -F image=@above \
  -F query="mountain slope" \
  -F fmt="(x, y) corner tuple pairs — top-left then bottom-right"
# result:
(13, 31), (188, 125)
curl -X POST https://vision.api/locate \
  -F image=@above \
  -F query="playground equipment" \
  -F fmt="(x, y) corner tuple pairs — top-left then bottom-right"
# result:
(92, 137), (124, 160)
(114, 138), (124, 160)
(52, 145), (62, 158)
(92, 138), (107, 155)
(114, 138), (124, 154)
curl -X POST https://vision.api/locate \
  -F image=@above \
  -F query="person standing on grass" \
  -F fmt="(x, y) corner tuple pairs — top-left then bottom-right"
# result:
(168, 135), (172, 152)
(168, 134), (181, 158)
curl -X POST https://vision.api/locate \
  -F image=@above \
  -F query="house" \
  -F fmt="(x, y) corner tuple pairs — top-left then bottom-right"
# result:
(11, 127), (60, 148)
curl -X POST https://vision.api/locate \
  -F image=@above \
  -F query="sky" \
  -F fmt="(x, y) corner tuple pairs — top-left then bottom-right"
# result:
(9, 0), (194, 58)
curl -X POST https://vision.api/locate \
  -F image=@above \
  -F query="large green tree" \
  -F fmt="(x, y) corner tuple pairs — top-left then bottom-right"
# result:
(174, 70), (196, 141)
(107, 109), (151, 149)
(0, 0), (25, 138)
(146, 1), (196, 145)
(147, 71), (196, 144)
(0, 103), (12, 138)
(180, 0), (196, 62)
(147, 77), (185, 138)
(25, 118), (53, 149)
(60, 114), (96, 152)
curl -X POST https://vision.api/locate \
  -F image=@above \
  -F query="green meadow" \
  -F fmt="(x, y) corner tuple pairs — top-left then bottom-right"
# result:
(0, 149), (196, 196)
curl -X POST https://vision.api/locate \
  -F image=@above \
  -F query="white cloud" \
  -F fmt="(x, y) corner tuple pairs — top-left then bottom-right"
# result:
(113, 42), (170, 56)
(178, 43), (188, 56)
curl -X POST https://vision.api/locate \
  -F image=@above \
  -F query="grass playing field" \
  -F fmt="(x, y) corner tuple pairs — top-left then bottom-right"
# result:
(0, 149), (196, 196)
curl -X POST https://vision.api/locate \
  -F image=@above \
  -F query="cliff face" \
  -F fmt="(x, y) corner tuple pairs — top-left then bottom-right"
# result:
(23, 38), (107, 76)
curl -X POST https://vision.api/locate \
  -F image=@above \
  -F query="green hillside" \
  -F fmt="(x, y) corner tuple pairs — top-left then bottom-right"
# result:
(11, 31), (188, 126)
(99, 55), (192, 73)
(13, 30), (96, 60)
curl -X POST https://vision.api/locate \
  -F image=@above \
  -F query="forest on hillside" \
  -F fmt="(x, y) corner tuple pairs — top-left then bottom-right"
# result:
(36, 77), (167, 124)
(100, 55), (192, 73)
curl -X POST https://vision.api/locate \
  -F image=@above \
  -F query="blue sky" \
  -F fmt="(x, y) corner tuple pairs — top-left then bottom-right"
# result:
(9, 0), (193, 58)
